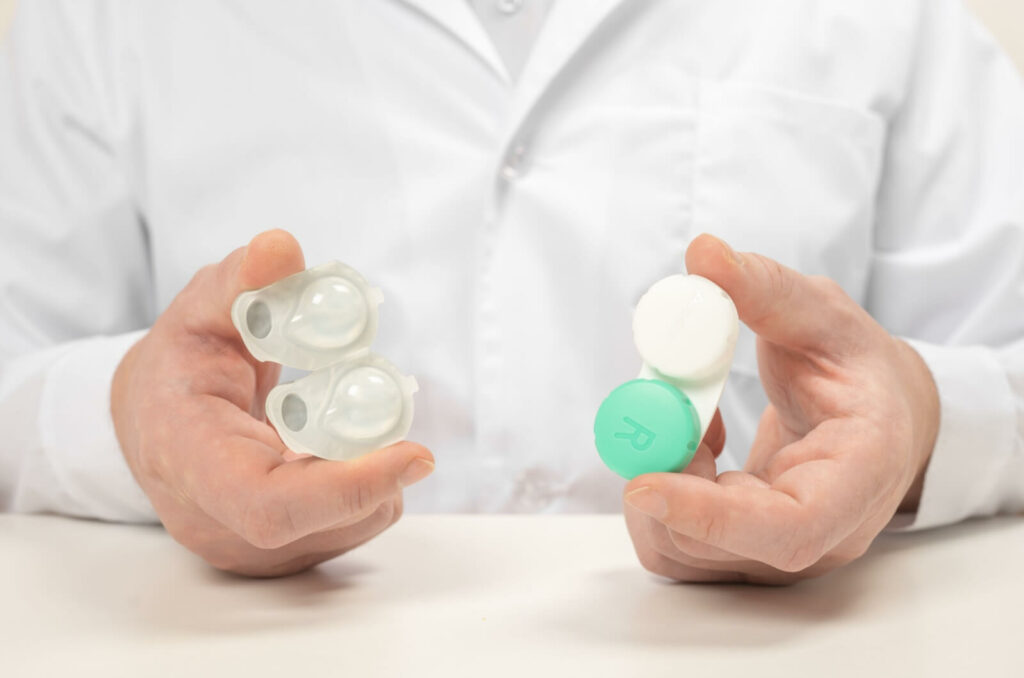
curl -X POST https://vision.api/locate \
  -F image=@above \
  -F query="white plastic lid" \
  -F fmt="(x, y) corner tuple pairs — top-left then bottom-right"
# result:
(632, 274), (738, 384)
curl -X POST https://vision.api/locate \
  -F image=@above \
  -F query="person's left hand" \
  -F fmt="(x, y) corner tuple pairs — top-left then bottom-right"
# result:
(623, 234), (940, 585)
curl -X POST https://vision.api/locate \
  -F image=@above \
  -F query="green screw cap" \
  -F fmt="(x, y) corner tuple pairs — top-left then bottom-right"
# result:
(594, 379), (701, 479)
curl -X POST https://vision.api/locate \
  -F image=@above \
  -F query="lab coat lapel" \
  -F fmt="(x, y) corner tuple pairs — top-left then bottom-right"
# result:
(394, 0), (510, 83)
(501, 0), (630, 148)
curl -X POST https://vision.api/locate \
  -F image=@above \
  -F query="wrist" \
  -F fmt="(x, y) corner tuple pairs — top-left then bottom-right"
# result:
(110, 338), (143, 468)
(895, 338), (940, 513)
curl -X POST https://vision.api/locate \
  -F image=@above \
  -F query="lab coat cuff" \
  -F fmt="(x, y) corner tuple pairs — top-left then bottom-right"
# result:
(39, 330), (159, 523)
(887, 340), (1016, 532)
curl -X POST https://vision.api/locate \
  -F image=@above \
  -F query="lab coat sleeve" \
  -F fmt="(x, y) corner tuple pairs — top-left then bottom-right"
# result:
(0, 1), (158, 522)
(871, 0), (1024, 530)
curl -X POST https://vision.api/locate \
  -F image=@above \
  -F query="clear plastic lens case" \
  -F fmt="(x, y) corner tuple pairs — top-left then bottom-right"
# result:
(231, 261), (416, 460)
(265, 353), (418, 460)
(231, 261), (384, 372)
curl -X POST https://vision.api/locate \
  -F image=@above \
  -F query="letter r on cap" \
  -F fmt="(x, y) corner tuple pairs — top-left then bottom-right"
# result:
(615, 417), (656, 452)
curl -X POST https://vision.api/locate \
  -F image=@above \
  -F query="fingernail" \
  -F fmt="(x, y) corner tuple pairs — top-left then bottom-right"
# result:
(719, 238), (743, 267)
(399, 458), (435, 488)
(625, 487), (668, 519)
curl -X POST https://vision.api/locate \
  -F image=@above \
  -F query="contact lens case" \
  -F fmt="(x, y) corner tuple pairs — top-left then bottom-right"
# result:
(594, 275), (738, 479)
(232, 262), (417, 460)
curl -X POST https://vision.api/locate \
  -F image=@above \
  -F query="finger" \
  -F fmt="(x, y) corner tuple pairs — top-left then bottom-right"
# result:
(244, 442), (432, 549)
(704, 409), (726, 458)
(624, 440), (717, 559)
(684, 233), (862, 354)
(628, 505), (744, 563)
(315, 485), (404, 534)
(204, 497), (402, 577)
(641, 548), (743, 583)
(655, 535), (818, 586)
(747, 418), (861, 484)
(624, 433), (876, 572)
(276, 495), (403, 558)
(666, 527), (747, 563)
(716, 470), (770, 489)
(625, 475), (809, 572)
(622, 440), (714, 513)
(186, 433), (434, 550)
(223, 228), (306, 318)
(628, 507), (822, 585)
(638, 544), (742, 583)
(628, 450), (744, 564)
(624, 503), (743, 583)
(744, 405), (791, 472)
(621, 435), (714, 494)
(181, 229), (306, 339)
(680, 442), (717, 481)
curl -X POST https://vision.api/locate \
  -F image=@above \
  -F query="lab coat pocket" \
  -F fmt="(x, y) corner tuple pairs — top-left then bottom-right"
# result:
(692, 79), (887, 377)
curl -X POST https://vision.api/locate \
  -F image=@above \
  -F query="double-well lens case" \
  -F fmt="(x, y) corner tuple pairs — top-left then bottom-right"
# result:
(232, 261), (416, 461)
(595, 275), (738, 479)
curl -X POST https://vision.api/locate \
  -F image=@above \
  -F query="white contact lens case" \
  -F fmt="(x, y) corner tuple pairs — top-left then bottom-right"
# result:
(231, 262), (417, 461)
(633, 274), (739, 441)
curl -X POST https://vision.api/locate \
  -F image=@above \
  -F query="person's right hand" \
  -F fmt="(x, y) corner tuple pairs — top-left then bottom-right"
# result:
(111, 230), (435, 577)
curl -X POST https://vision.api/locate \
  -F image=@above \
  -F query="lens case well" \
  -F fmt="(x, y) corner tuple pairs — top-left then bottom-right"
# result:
(595, 275), (738, 479)
(265, 353), (418, 460)
(231, 261), (416, 461)
(232, 261), (384, 371)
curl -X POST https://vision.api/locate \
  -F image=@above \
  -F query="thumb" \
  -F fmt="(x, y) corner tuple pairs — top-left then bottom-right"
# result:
(194, 229), (306, 338)
(226, 228), (306, 307)
(684, 233), (858, 353)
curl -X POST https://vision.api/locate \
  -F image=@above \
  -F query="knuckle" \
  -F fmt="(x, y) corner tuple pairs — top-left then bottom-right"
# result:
(759, 257), (795, 301)
(775, 529), (828, 573)
(168, 525), (253, 575)
(666, 528), (689, 553)
(370, 499), (395, 527)
(240, 500), (291, 550)
(694, 507), (725, 546)
(636, 544), (671, 577)
(388, 495), (404, 526)
(777, 549), (817, 574)
(667, 528), (722, 562)
(339, 481), (376, 517)
(831, 538), (871, 565)
(362, 498), (401, 537)
(661, 526), (689, 555)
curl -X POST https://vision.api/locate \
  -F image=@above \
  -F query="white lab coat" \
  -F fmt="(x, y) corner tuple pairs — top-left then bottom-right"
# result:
(1, 0), (1022, 526)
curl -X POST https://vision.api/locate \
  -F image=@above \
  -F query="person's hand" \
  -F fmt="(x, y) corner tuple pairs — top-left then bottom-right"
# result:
(624, 234), (939, 585)
(111, 230), (435, 577)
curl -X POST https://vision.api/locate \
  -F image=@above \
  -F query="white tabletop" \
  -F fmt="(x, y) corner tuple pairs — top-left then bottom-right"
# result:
(2, 514), (1022, 677)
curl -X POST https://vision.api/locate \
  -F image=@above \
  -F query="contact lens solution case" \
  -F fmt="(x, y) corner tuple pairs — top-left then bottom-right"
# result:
(594, 275), (738, 479)
(232, 261), (417, 460)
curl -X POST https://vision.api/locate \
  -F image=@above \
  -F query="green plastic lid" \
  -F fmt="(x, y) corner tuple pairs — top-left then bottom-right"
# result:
(594, 379), (701, 479)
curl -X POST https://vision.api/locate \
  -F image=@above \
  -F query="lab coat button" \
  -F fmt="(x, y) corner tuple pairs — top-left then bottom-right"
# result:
(497, 0), (524, 15)
(501, 142), (528, 181)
